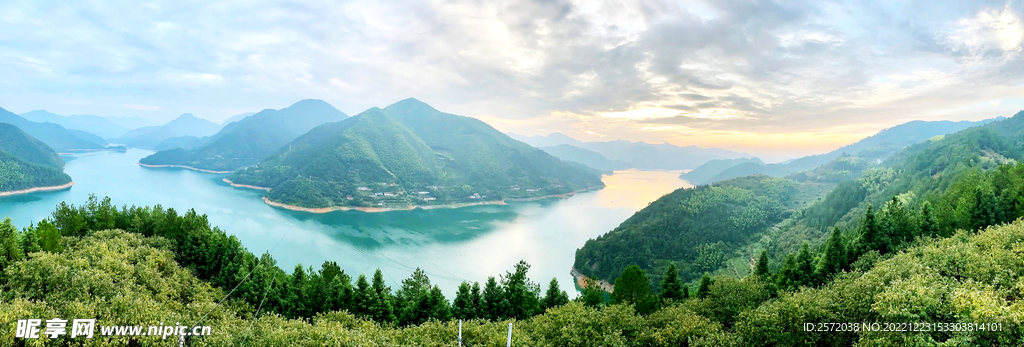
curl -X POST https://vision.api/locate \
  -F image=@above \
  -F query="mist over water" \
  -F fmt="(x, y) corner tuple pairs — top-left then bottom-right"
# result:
(0, 149), (691, 296)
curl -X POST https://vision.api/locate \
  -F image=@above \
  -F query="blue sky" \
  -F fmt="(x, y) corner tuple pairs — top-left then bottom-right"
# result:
(2, 0), (1024, 159)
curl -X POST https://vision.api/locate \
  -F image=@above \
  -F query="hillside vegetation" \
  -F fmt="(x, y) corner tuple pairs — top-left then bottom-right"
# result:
(0, 123), (72, 193)
(227, 99), (604, 209)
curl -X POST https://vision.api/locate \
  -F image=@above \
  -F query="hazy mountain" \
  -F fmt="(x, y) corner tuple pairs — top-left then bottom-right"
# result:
(703, 118), (999, 184)
(227, 98), (605, 209)
(153, 136), (209, 151)
(116, 113), (220, 148)
(221, 112), (255, 127)
(0, 107), (106, 151)
(105, 116), (157, 130)
(20, 110), (130, 139)
(140, 99), (349, 171)
(508, 132), (585, 147)
(509, 132), (748, 170)
(0, 122), (73, 192)
(680, 157), (763, 184)
(541, 144), (630, 171)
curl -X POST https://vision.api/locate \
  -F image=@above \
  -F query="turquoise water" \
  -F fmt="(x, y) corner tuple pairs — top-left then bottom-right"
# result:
(0, 149), (691, 296)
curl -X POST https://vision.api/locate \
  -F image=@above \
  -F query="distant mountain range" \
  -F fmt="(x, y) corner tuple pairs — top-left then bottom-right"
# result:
(140, 99), (349, 172)
(20, 110), (134, 139)
(508, 132), (749, 171)
(0, 107), (108, 152)
(226, 98), (605, 209)
(221, 112), (255, 126)
(682, 118), (1001, 185)
(114, 113), (221, 149)
(0, 122), (72, 193)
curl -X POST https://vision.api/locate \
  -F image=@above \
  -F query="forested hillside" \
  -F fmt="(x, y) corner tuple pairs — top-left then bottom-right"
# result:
(0, 123), (72, 193)
(140, 99), (348, 171)
(227, 99), (604, 209)
(573, 175), (803, 286)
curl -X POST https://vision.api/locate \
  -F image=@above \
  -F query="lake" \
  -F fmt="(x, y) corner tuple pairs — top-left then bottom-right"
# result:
(0, 149), (691, 296)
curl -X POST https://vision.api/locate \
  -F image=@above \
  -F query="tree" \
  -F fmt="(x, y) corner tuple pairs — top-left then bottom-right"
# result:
(37, 219), (62, 253)
(754, 250), (770, 278)
(795, 242), (816, 287)
(395, 268), (431, 326)
(0, 217), (24, 273)
(659, 263), (684, 302)
(501, 260), (541, 320)
(612, 265), (652, 303)
(452, 281), (478, 320)
(696, 272), (713, 299)
(579, 277), (604, 308)
(481, 276), (508, 320)
(815, 228), (846, 281)
(541, 278), (570, 310)
(919, 201), (939, 237)
(369, 269), (395, 323)
(858, 205), (883, 254)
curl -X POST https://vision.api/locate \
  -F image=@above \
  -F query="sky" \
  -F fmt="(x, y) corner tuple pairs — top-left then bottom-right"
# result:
(2, 0), (1024, 160)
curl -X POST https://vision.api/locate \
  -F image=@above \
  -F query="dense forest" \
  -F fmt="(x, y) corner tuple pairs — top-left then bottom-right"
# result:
(140, 99), (349, 171)
(227, 99), (604, 209)
(0, 123), (72, 193)
(573, 175), (800, 286)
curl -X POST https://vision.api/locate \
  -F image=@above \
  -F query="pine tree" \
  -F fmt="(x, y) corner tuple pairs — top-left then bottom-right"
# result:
(481, 276), (507, 320)
(795, 241), (815, 287)
(659, 263), (684, 302)
(776, 253), (797, 290)
(470, 281), (483, 318)
(21, 223), (41, 255)
(452, 281), (477, 320)
(370, 269), (395, 323)
(858, 205), (882, 254)
(919, 201), (940, 237)
(815, 228), (845, 281)
(682, 284), (689, 299)
(754, 250), (770, 278)
(354, 274), (371, 318)
(696, 272), (712, 299)
(541, 278), (570, 310)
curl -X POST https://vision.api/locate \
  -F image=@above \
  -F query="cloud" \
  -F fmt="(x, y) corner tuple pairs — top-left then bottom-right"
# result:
(1, 0), (1023, 157)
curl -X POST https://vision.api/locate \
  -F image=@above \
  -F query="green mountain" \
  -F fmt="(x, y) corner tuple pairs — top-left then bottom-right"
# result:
(20, 110), (130, 139)
(0, 122), (72, 192)
(140, 99), (348, 171)
(227, 98), (605, 209)
(220, 112), (255, 127)
(681, 157), (763, 184)
(701, 119), (998, 184)
(116, 113), (221, 148)
(0, 107), (106, 152)
(574, 111), (1024, 287)
(540, 144), (630, 171)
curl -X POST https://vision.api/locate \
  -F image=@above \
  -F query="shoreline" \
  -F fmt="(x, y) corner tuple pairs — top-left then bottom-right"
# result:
(570, 267), (614, 293)
(262, 196), (508, 213)
(222, 178), (271, 191)
(0, 181), (75, 197)
(262, 184), (606, 214)
(137, 163), (233, 174)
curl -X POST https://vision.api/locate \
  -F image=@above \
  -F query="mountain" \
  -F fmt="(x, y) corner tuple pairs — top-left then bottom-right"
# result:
(680, 157), (763, 184)
(105, 116), (157, 130)
(115, 113), (220, 148)
(0, 107), (106, 152)
(541, 144), (630, 171)
(153, 136), (209, 151)
(20, 110), (130, 139)
(140, 99), (349, 172)
(577, 141), (748, 170)
(508, 132), (585, 147)
(573, 110), (1024, 287)
(221, 112), (255, 127)
(0, 122), (72, 192)
(702, 118), (999, 184)
(227, 98), (605, 209)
